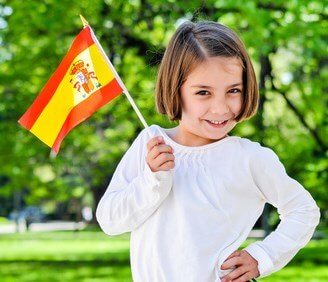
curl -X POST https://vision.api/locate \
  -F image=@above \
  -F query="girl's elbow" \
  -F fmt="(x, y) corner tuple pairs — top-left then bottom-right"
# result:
(313, 204), (321, 226)
(96, 209), (115, 235)
(301, 193), (321, 226)
(99, 224), (126, 236)
(96, 207), (131, 236)
(96, 214), (122, 236)
(303, 201), (321, 229)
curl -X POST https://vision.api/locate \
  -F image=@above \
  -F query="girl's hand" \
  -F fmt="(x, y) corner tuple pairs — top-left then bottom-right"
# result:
(146, 136), (175, 172)
(220, 250), (259, 282)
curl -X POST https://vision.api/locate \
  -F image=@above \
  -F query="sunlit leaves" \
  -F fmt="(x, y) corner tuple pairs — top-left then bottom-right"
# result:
(0, 0), (326, 224)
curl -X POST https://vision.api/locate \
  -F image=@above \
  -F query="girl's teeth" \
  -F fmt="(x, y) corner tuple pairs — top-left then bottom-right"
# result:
(210, 120), (224, 124)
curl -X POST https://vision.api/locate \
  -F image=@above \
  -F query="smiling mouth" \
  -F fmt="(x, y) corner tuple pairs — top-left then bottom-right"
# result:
(205, 119), (229, 127)
(208, 120), (226, 125)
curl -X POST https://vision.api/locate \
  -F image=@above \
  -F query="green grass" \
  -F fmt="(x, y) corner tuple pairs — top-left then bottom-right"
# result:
(0, 229), (132, 282)
(0, 228), (327, 281)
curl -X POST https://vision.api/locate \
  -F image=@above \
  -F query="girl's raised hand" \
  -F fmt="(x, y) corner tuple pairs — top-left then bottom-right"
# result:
(146, 136), (175, 172)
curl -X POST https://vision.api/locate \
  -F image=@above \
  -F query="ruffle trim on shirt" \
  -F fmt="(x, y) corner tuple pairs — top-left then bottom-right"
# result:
(148, 124), (240, 152)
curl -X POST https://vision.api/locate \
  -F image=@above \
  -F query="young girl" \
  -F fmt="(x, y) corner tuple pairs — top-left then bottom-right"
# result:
(96, 21), (320, 282)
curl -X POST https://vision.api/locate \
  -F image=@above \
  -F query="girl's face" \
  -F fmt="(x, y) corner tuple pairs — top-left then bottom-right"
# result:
(176, 56), (243, 146)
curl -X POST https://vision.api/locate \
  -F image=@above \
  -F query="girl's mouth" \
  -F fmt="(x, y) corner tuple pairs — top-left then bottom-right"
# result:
(206, 119), (228, 127)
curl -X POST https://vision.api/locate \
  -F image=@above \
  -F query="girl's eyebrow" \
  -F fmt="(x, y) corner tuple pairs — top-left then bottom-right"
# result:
(190, 85), (213, 89)
(229, 82), (243, 88)
(190, 82), (243, 89)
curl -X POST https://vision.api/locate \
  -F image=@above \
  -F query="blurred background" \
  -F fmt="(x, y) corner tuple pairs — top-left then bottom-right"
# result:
(0, 0), (327, 281)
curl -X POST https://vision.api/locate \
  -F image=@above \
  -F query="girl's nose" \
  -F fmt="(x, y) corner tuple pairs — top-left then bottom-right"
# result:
(210, 97), (229, 115)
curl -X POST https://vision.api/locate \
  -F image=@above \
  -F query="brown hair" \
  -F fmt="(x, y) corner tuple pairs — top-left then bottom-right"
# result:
(155, 20), (258, 122)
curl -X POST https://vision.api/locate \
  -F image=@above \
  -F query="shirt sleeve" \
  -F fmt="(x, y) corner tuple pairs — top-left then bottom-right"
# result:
(96, 128), (173, 235)
(244, 144), (320, 278)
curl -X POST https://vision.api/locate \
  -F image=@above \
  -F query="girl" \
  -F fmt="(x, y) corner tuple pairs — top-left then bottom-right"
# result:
(96, 21), (320, 282)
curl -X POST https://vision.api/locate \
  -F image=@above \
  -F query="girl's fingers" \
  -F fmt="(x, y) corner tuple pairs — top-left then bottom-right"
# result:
(147, 143), (173, 159)
(156, 159), (175, 171)
(147, 136), (173, 159)
(221, 250), (259, 282)
(146, 136), (175, 172)
(161, 160), (175, 170)
(153, 151), (175, 167)
(147, 136), (165, 151)
(221, 251), (242, 270)
(221, 256), (241, 270)
(225, 250), (241, 260)
(147, 150), (175, 172)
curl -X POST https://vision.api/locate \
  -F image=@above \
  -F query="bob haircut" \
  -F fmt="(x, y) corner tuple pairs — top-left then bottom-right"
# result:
(155, 20), (259, 122)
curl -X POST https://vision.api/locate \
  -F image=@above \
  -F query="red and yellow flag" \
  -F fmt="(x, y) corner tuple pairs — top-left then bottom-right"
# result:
(18, 24), (123, 153)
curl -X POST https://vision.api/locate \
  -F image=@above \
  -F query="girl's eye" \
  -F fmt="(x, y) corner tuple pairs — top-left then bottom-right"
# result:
(228, 88), (242, 94)
(196, 90), (210, 96)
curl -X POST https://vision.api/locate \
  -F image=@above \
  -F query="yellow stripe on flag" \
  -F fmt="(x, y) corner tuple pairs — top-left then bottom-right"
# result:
(30, 44), (114, 147)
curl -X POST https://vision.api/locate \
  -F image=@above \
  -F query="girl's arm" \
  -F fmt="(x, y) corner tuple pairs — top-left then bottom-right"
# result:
(96, 129), (173, 235)
(245, 146), (320, 278)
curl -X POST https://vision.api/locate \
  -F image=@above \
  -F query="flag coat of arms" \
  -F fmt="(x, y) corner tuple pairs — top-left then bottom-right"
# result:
(18, 24), (123, 153)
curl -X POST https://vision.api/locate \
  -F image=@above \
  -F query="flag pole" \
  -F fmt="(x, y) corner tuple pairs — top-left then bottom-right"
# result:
(80, 15), (89, 27)
(80, 15), (149, 130)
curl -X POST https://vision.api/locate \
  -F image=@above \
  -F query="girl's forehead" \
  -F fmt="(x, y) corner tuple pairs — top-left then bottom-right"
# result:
(188, 57), (242, 77)
(182, 56), (243, 89)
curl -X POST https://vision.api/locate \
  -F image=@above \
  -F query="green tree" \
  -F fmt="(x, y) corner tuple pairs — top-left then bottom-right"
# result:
(0, 0), (326, 226)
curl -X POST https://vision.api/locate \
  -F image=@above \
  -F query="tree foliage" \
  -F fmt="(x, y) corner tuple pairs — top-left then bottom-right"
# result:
(0, 0), (327, 224)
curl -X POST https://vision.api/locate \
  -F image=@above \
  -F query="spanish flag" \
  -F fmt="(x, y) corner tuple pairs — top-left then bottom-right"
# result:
(18, 22), (123, 153)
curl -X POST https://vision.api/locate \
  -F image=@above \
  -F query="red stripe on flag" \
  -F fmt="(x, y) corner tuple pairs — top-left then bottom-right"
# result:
(51, 78), (123, 153)
(18, 27), (95, 129)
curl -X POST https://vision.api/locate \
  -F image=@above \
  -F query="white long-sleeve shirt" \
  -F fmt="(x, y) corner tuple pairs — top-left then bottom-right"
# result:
(96, 125), (320, 282)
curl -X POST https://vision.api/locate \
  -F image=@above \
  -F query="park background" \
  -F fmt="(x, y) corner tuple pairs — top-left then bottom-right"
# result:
(0, 0), (327, 281)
